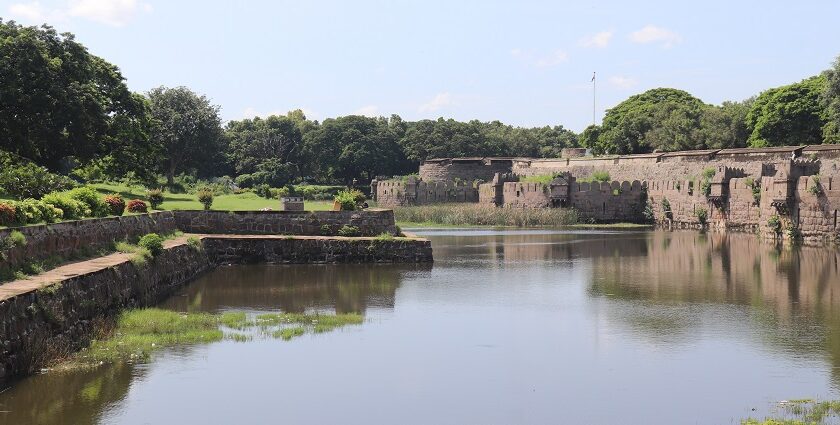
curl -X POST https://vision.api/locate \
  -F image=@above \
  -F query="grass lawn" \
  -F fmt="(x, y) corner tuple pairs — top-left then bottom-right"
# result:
(91, 183), (335, 211)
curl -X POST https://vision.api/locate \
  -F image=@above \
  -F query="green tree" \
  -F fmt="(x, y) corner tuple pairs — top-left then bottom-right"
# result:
(225, 114), (303, 187)
(593, 88), (708, 154)
(0, 20), (150, 171)
(302, 115), (407, 183)
(147, 86), (224, 185)
(822, 55), (840, 144)
(746, 75), (827, 147)
(700, 99), (752, 149)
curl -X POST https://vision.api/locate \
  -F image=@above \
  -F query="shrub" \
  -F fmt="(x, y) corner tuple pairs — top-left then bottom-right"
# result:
(254, 184), (272, 199)
(296, 185), (343, 200)
(42, 192), (89, 220)
(767, 215), (782, 234)
(13, 199), (43, 224)
(126, 199), (148, 213)
(335, 189), (366, 211)
(0, 203), (17, 226)
(34, 201), (62, 223)
(138, 233), (164, 256)
(577, 171), (611, 184)
(270, 187), (290, 199)
(745, 178), (761, 205)
(147, 189), (164, 209)
(0, 163), (76, 200)
(196, 188), (214, 210)
(104, 195), (126, 216)
(320, 224), (333, 235)
(67, 187), (109, 217)
(337, 225), (360, 237)
(186, 236), (202, 251)
(642, 199), (655, 223)
(695, 207), (708, 225)
(808, 175), (823, 196)
(661, 198), (672, 220)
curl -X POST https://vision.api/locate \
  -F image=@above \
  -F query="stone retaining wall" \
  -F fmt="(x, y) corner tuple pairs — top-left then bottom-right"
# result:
(0, 212), (177, 275)
(1, 210), (398, 274)
(0, 242), (212, 378)
(173, 210), (398, 236)
(0, 233), (432, 379)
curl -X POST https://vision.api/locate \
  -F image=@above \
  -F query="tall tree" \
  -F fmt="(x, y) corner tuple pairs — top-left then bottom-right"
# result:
(588, 88), (707, 154)
(302, 115), (406, 183)
(746, 76), (827, 147)
(822, 55), (840, 144)
(225, 114), (303, 187)
(0, 20), (149, 170)
(147, 86), (224, 185)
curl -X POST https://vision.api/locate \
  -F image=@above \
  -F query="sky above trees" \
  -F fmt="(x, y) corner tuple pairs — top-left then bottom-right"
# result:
(5, 0), (840, 131)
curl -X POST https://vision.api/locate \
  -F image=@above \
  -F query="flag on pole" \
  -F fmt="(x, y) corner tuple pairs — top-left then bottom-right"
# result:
(591, 72), (596, 82)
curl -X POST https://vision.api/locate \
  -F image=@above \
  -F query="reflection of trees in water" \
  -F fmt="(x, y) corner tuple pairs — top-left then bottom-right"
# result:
(0, 362), (140, 425)
(586, 230), (840, 383)
(162, 263), (431, 314)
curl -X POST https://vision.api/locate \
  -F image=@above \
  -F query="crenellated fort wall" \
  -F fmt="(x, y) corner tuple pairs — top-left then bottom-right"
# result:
(380, 145), (840, 244)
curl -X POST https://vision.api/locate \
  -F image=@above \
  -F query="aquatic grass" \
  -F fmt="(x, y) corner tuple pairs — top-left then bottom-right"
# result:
(73, 309), (225, 365)
(273, 326), (306, 341)
(394, 203), (578, 227)
(64, 308), (366, 368)
(742, 399), (840, 424)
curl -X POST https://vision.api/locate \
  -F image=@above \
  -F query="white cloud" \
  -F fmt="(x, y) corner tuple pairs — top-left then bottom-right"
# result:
(418, 92), (453, 113)
(580, 31), (613, 48)
(7, 0), (150, 26)
(511, 48), (569, 68)
(7, 2), (66, 23)
(629, 25), (682, 48)
(68, 0), (152, 26)
(608, 76), (637, 89)
(353, 105), (379, 117)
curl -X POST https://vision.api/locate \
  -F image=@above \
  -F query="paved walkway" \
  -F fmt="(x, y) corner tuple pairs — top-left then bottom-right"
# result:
(0, 235), (192, 302)
(0, 233), (424, 302)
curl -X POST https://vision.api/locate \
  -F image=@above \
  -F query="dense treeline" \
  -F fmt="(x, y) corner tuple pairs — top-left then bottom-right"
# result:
(583, 65), (840, 154)
(2, 20), (840, 193)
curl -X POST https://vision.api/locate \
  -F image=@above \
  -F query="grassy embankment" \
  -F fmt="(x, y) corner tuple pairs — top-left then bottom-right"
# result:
(60, 308), (363, 369)
(90, 183), (336, 211)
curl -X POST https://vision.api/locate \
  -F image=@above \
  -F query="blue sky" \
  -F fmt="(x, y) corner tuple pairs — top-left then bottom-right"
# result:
(4, 0), (840, 131)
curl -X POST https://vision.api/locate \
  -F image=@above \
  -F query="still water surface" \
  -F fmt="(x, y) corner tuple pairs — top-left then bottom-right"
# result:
(2, 229), (840, 424)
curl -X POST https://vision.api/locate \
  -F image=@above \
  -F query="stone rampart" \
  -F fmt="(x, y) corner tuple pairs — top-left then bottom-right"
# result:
(569, 181), (646, 222)
(419, 158), (515, 182)
(375, 178), (478, 207)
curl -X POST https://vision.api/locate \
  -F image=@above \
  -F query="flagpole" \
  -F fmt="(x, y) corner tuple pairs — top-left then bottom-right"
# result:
(592, 72), (596, 126)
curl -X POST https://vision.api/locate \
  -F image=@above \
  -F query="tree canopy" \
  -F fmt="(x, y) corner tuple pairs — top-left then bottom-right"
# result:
(147, 86), (225, 185)
(0, 20), (149, 171)
(746, 76), (827, 147)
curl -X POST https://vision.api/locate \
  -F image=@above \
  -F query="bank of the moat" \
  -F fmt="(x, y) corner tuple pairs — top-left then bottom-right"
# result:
(0, 210), (432, 380)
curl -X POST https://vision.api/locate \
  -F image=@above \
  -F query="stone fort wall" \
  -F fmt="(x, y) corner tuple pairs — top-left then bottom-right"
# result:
(379, 145), (840, 243)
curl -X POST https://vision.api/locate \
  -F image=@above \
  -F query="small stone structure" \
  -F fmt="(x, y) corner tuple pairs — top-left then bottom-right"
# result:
(281, 196), (304, 211)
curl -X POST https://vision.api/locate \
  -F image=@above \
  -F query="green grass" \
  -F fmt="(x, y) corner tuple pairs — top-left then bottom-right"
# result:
(91, 183), (335, 211)
(62, 308), (365, 368)
(520, 173), (563, 184)
(393, 203), (579, 227)
(742, 399), (840, 424)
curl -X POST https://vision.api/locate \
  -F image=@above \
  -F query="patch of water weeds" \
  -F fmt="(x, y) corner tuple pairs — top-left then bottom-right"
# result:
(58, 308), (364, 370)
(742, 398), (840, 424)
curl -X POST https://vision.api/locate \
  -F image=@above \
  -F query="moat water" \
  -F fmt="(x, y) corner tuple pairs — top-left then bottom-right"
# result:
(2, 229), (840, 424)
